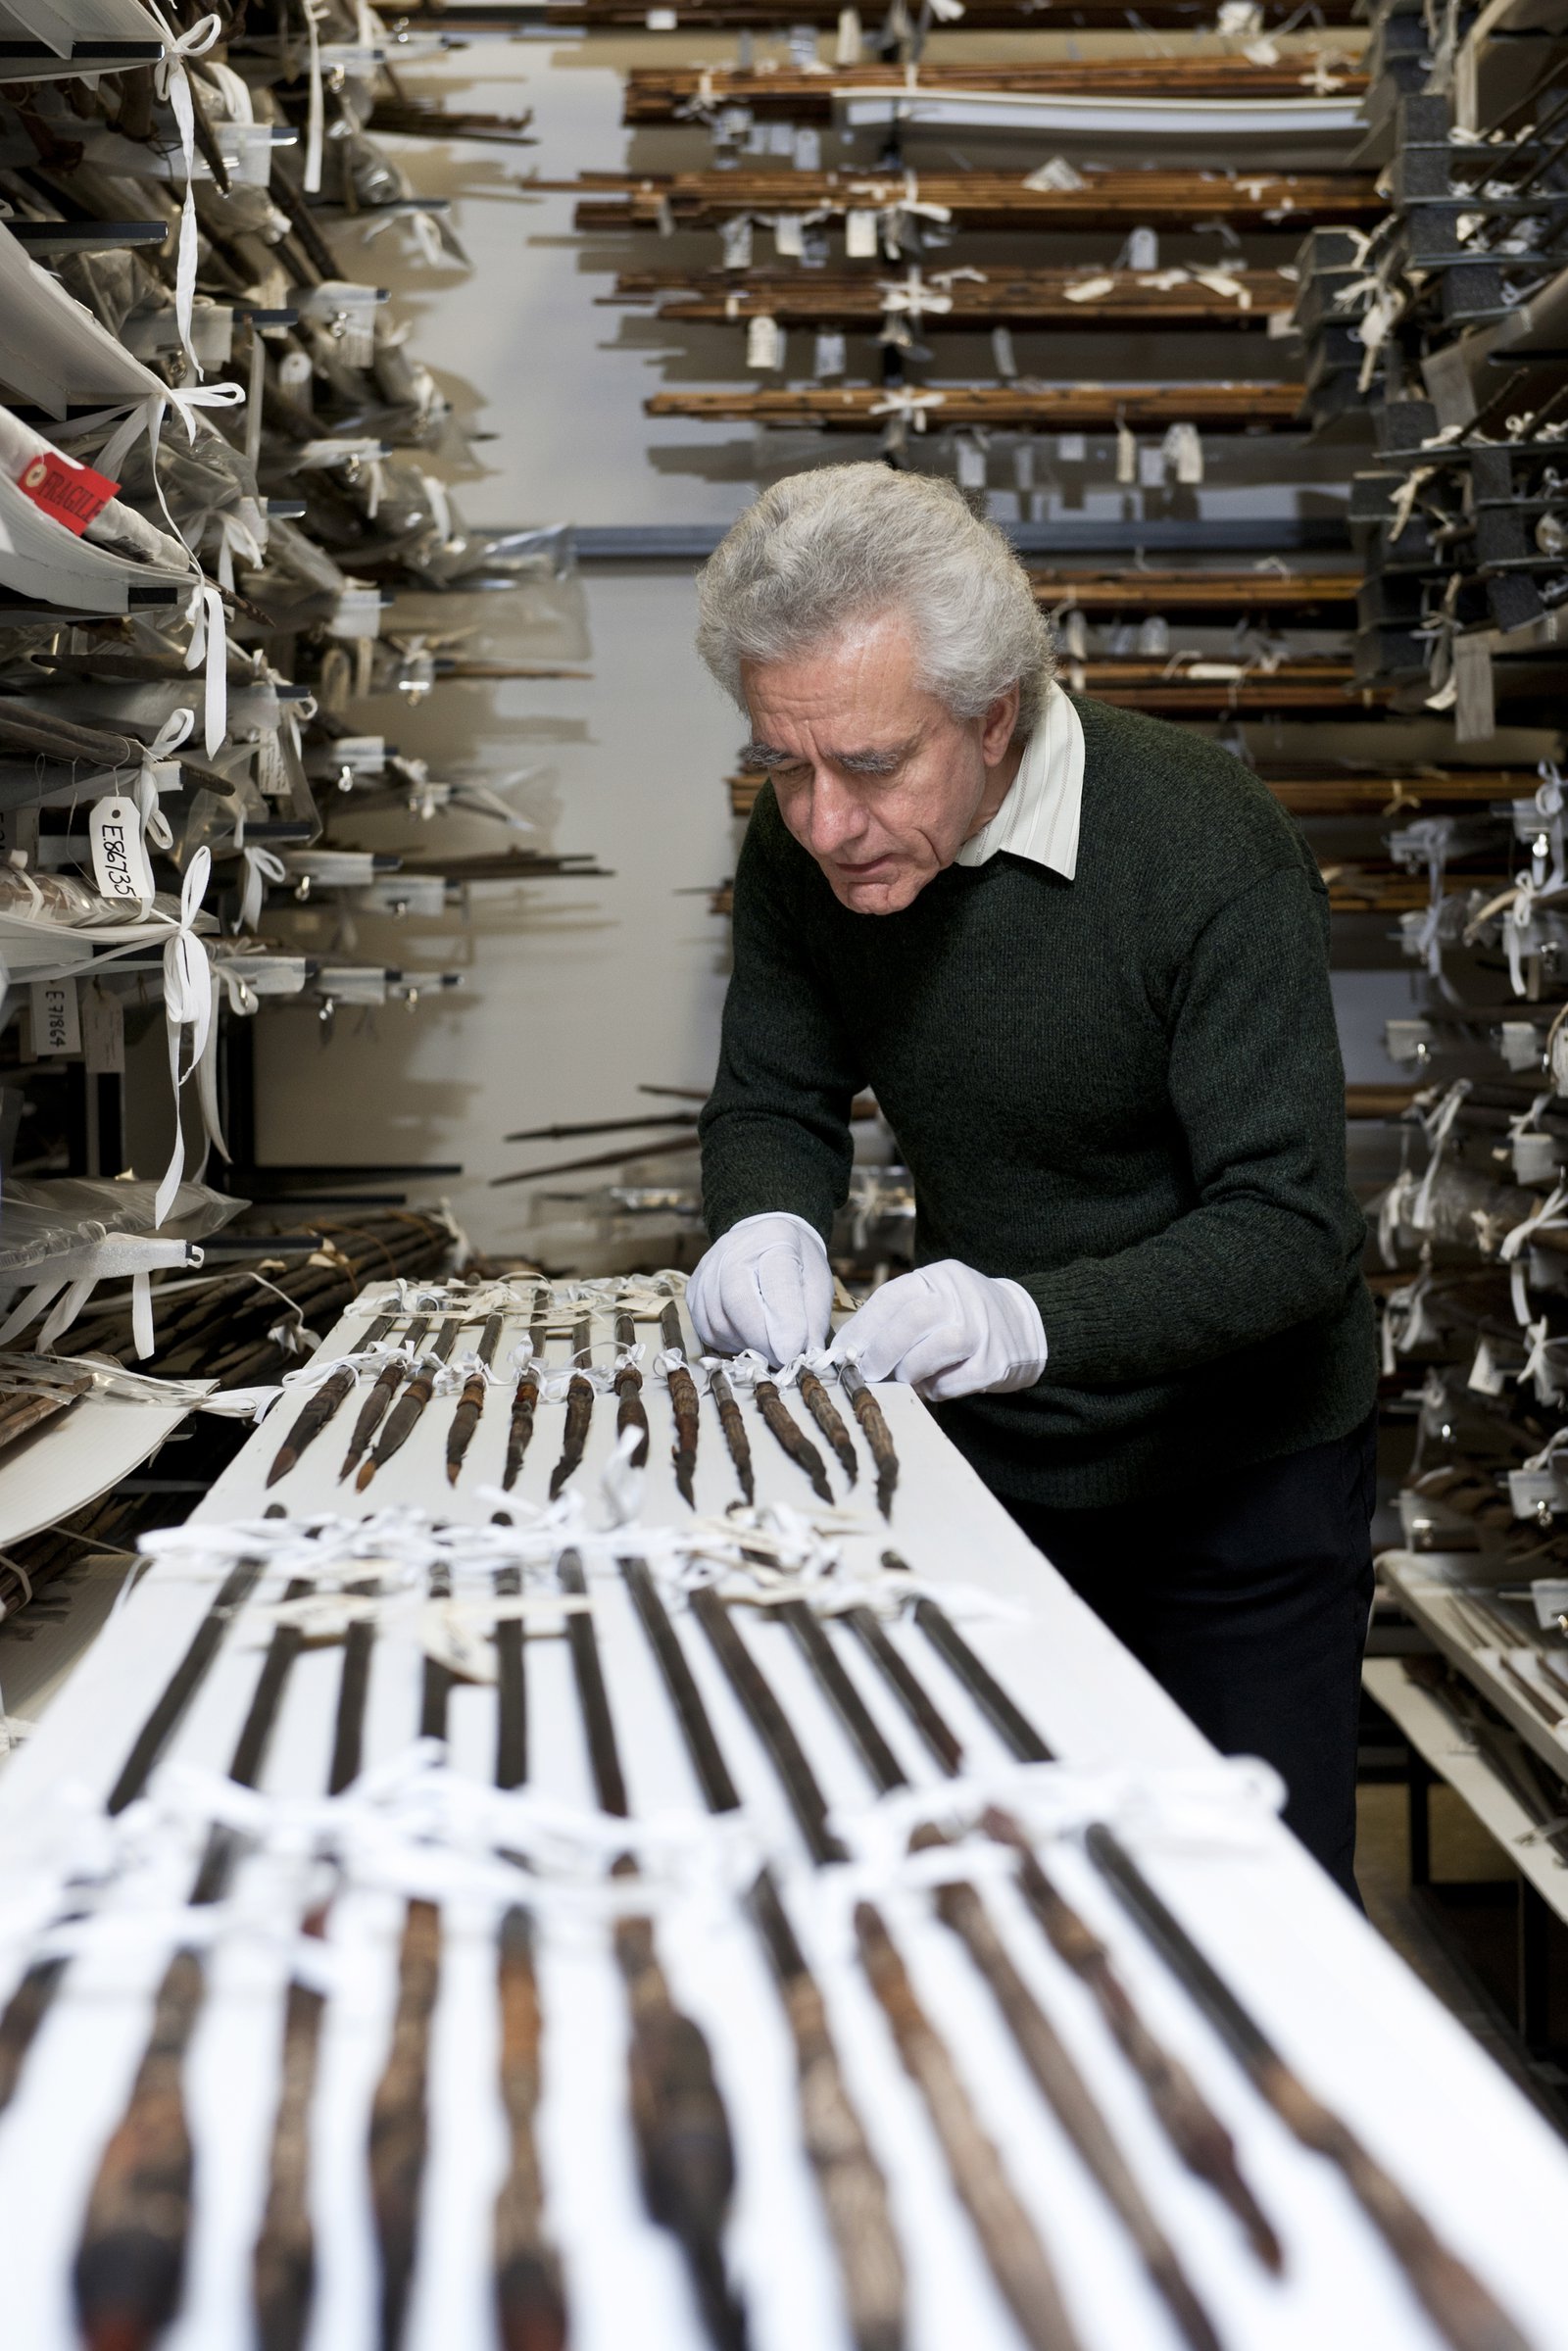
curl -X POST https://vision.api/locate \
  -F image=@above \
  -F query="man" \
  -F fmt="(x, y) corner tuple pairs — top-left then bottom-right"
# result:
(687, 464), (1378, 1896)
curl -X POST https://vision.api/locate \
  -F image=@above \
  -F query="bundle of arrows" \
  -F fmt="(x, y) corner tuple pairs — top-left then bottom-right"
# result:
(0, 1506), (1533, 2351)
(257, 1275), (904, 1523)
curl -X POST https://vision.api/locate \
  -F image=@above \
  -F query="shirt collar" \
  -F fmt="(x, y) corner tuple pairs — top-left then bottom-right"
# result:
(953, 681), (1083, 880)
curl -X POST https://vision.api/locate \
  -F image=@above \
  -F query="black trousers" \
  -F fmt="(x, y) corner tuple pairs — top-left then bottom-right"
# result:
(1000, 1414), (1378, 1899)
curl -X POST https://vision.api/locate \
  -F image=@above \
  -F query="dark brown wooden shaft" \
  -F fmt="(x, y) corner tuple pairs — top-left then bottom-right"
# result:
(1496, 1653), (1563, 1727)
(0, 1552), (269, 2123)
(563, 166), (1374, 232)
(691, 1592), (1084, 2338)
(447, 1366), (491, 1486)
(368, 1899), (441, 2351)
(368, 1573), (456, 2350)
(667, 1360), (701, 1507)
(494, 1905), (565, 2351)
(754, 1381), (832, 1503)
(708, 1366), (754, 1504)
(254, 1910), (327, 2351)
(620, 1558), (905, 2351)
(446, 1311), (507, 1486)
(613, 1311), (651, 1468)
(253, 1575), (386, 2351)
(651, 384), (1302, 431)
(859, 1569), (1279, 2265)
(551, 0), (1356, 25)
(983, 1816), (1282, 2273)
(1086, 1823), (1531, 2351)
(839, 1367), (897, 1518)
(73, 1946), (205, 2351)
(358, 1318), (466, 1493)
(269, 1313), (398, 1487)
(490, 1562), (567, 2349)
(775, 1613), (1220, 2351)
(504, 1295), (552, 1494)
(557, 1553), (746, 2350)
(853, 1901), (1086, 2351)
(622, 56), (1362, 115)
(74, 1579), (312, 2350)
(688, 1590), (846, 1866)
(927, 1848), (1221, 2351)
(549, 1322), (596, 1500)
(912, 1608), (1529, 2351)
(340, 1317), (430, 1482)
(798, 1370), (858, 1485)
(663, 1349), (702, 1470)
(504, 1370), (541, 1490)
(550, 1375), (595, 1498)
(633, 271), (1290, 331)
(841, 1610), (959, 1773)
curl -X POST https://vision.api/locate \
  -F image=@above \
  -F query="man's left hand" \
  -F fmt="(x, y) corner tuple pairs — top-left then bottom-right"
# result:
(834, 1261), (1047, 1401)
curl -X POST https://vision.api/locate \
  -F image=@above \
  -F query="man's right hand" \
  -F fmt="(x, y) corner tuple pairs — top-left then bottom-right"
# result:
(687, 1212), (833, 1366)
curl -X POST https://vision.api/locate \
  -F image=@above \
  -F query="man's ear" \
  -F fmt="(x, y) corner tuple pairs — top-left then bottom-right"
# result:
(980, 682), (1021, 765)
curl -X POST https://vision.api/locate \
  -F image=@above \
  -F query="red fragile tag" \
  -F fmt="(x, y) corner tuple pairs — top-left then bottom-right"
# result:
(15, 450), (120, 536)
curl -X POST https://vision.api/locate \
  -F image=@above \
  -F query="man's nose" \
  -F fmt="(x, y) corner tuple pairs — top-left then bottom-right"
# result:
(805, 770), (865, 856)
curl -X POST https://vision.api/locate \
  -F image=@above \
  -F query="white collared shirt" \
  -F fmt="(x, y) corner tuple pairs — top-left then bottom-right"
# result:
(953, 680), (1084, 880)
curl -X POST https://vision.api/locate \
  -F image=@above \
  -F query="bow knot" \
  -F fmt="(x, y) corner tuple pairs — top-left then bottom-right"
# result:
(135, 707), (195, 854)
(235, 845), (286, 934)
(155, 848), (226, 1227)
(146, 5), (223, 375)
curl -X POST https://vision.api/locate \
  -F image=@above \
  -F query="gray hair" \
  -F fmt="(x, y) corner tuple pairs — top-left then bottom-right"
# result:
(695, 465), (1054, 741)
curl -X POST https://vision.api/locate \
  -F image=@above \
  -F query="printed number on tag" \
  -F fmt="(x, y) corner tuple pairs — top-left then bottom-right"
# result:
(28, 979), (79, 1055)
(88, 796), (156, 906)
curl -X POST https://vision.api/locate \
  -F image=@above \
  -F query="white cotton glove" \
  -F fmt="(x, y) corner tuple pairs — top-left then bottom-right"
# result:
(834, 1260), (1047, 1402)
(688, 1211), (834, 1367)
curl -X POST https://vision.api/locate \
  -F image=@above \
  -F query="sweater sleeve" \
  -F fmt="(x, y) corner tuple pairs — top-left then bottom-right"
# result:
(1021, 862), (1366, 1387)
(699, 793), (865, 1245)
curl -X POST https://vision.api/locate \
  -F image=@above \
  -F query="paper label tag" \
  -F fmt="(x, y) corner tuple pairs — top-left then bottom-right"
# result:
(329, 586), (384, 641)
(813, 328), (847, 378)
(956, 436), (987, 488)
(29, 978), (79, 1055)
(747, 315), (784, 370)
(15, 452), (120, 538)
(88, 796), (156, 906)
(845, 210), (879, 259)
(82, 981), (124, 1075)
(220, 122), (276, 188)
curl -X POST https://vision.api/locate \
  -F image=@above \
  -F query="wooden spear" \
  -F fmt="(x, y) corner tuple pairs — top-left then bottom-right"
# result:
(74, 1576), (314, 2350)
(548, 1316), (595, 1500)
(621, 1555), (905, 2351)
(557, 1551), (748, 2349)
(903, 1583), (1530, 2351)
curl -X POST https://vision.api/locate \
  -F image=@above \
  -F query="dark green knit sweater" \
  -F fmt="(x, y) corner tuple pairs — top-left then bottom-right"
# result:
(699, 694), (1377, 1509)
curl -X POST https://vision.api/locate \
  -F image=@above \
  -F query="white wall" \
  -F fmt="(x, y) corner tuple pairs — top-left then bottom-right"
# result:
(257, 38), (753, 1256)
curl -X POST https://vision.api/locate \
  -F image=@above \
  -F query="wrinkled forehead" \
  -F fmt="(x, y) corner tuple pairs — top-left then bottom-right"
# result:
(739, 612), (950, 766)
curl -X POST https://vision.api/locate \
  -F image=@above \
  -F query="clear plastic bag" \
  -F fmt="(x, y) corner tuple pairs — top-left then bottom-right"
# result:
(0, 1179), (243, 1279)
